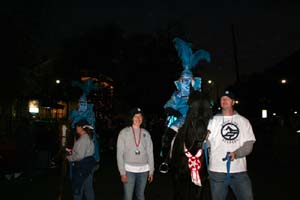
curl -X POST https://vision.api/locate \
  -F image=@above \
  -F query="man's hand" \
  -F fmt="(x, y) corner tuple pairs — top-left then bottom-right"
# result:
(148, 174), (154, 183)
(121, 175), (128, 183)
(205, 130), (211, 140)
(229, 152), (236, 161)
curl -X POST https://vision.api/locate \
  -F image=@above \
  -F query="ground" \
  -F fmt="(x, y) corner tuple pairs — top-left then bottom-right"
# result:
(1, 125), (299, 200)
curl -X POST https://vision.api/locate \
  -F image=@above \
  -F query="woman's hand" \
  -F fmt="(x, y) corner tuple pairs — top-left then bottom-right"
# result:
(121, 175), (128, 183)
(65, 148), (72, 155)
(148, 174), (154, 183)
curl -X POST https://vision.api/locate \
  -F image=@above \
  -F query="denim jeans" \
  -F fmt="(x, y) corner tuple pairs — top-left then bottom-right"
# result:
(209, 171), (254, 200)
(123, 171), (148, 200)
(73, 173), (95, 200)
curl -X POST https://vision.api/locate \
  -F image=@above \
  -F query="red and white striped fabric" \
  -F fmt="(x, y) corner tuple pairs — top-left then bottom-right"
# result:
(184, 146), (203, 186)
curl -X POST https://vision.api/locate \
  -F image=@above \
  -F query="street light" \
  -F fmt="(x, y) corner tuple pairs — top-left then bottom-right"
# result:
(280, 79), (287, 84)
(56, 79), (60, 84)
(208, 80), (213, 84)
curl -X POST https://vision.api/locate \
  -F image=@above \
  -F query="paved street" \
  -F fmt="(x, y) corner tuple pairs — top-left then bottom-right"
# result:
(1, 130), (299, 200)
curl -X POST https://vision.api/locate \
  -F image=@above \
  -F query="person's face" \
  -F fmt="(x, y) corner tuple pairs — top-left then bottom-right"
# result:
(220, 96), (235, 110)
(132, 113), (143, 127)
(78, 101), (87, 112)
(180, 77), (192, 96)
(181, 77), (192, 86)
(75, 126), (85, 136)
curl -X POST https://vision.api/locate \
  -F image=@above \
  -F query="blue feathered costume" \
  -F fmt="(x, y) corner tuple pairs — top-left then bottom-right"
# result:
(68, 78), (100, 180)
(161, 37), (210, 163)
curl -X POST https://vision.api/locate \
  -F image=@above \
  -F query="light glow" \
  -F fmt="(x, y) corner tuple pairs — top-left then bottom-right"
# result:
(262, 109), (267, 119)
(29, 100), (39, 114)
(281, 79), (287, 84)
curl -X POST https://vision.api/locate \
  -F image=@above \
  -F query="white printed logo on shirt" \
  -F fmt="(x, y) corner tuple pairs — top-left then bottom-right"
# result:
(221, 122), (239, 144)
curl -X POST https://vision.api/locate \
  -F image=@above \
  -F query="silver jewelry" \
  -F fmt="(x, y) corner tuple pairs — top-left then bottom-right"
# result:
(135, 149), (140, 155)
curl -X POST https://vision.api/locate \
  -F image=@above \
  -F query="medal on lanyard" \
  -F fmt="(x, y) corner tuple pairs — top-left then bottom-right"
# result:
(132, 127), (141, 155)
(135, 149), (140, 155)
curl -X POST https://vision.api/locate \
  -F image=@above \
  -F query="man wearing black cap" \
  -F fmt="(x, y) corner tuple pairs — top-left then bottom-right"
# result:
(206, 90), (256, 200)
(117, 107), (154, 200)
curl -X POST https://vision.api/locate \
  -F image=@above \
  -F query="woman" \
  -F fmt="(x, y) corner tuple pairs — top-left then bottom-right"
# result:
(117, 107), (154, 200)
(66, 119), (97, 200)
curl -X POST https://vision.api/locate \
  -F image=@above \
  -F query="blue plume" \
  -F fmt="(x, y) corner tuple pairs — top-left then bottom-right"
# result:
(191, 49), (211, 68)
(72, 79), (98, 96)
(173, 38), (193, 70)
(71, 81), (83, 90)
(173, 37), (210, 70)
(82, 79), (95, 96)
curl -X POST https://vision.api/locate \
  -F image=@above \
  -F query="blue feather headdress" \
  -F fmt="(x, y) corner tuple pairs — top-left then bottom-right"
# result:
(71, 79), (98, 97)
(173, 37), (211, 78)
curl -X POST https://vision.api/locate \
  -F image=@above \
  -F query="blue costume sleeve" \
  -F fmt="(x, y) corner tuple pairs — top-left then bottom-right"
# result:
(193, 77), (202, 91)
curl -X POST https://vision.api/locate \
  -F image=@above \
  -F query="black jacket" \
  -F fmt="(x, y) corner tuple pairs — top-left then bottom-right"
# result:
(72, 156), (97, 194)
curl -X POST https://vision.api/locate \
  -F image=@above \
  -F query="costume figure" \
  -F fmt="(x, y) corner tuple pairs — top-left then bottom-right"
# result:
(68, 78), (100, 163)
(160, 38), (211, 162)
(164, 37), (211, 131)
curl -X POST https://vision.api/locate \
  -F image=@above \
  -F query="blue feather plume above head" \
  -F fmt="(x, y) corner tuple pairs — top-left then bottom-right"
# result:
(71, 79), (98, 96)
(173, 37), (211, 72)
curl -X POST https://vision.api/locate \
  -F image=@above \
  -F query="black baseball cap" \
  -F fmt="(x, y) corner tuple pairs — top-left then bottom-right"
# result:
(129, 107), (143, 118)
(220, 90), (236, 100)
(75, 118), (89, 127)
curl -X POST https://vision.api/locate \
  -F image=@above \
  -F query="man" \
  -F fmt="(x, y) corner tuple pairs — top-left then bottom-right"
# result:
(207, 90), (256, 200)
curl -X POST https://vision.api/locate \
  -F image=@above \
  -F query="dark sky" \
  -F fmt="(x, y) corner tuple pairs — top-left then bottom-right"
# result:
(3, 0), (300, 88)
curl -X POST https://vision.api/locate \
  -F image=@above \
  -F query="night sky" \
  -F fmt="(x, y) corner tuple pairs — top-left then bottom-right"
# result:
(2, 0), (300, 88)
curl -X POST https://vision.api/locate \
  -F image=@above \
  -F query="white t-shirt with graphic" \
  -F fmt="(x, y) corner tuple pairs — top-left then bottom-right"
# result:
(207, 113), (256, 173)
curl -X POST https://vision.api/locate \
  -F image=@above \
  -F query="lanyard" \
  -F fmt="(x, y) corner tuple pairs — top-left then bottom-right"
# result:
(131, 126), (141, 148)
(222, 152), (231, 185)
(203, 141), (209, 173)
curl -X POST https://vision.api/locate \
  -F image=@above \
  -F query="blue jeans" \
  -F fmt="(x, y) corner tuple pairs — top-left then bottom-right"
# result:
(123, 171), (148, 200)
(209, 171), (253, 200)
(73, 173), (95, 200)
